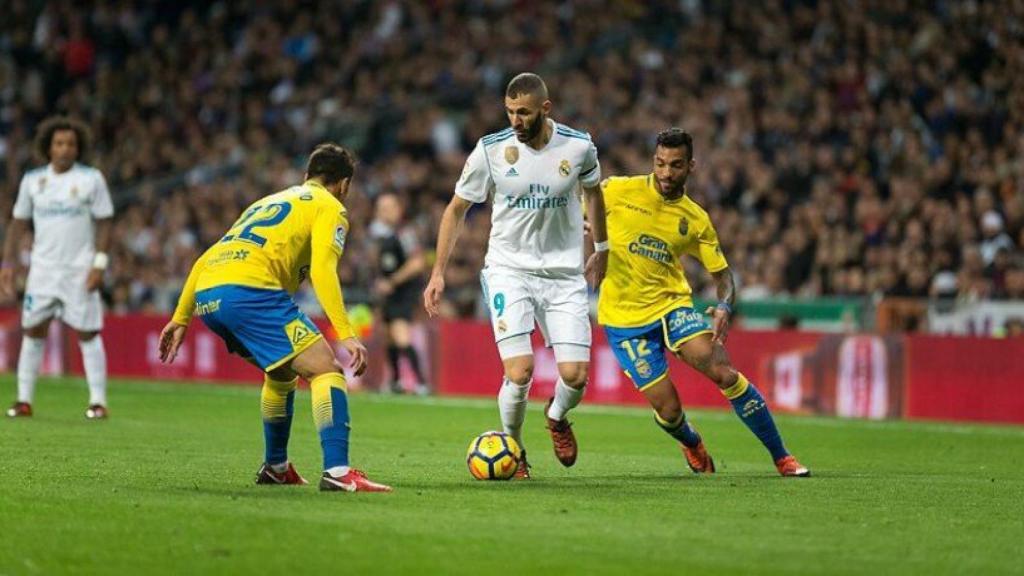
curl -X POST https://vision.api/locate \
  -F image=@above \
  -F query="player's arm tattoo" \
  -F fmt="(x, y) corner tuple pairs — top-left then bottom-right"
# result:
(711, 268), (736, 309)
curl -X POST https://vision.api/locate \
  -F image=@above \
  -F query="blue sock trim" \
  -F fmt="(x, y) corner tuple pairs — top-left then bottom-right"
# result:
(728, 383), (789, 461)
(319, 387), (351, 469)
(263, 390), (295, 465)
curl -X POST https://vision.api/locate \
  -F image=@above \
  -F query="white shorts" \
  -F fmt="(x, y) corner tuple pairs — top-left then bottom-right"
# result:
(22, 266), (103, 331)
(480, 267), (592, 352)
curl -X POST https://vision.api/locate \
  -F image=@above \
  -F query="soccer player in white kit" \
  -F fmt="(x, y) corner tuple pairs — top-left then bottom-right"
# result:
(1, 117), (114, 419)
(423, 73), (609, 477)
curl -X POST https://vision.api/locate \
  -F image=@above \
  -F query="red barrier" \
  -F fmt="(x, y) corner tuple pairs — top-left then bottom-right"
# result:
(904, 335), (1024, 424)
(2, 312), (1021, 424)
(437, 320), (1024, 425)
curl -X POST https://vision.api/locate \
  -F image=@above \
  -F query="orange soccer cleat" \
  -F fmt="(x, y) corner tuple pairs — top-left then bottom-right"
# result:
(256, 462), (309, 485)
(775, 455), (811, 477)
(681, 440), (716, 474)
(319, 469), (392, 493)
(544, 398), (578, 467)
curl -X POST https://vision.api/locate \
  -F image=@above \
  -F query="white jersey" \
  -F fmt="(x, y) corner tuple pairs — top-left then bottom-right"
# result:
(13, 163), (114, 270)
(455, 120), (601, 275)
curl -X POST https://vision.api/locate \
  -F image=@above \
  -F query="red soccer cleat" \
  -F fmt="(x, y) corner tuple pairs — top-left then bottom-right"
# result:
(85, 404), (108, 419)
(6, 402), (32, 418)
(775, 455), (811, 477)
(256, 462), (309, 485)
(544, 398), (578, 467)
(513, 450), (531, 480)
(319, 469), (392, 493)
(681, 440), (716, 474)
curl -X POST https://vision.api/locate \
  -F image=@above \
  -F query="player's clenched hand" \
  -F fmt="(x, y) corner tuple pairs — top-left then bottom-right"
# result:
(423, 275), (445, 318)
(704, 306), (731, 344)
(340, 337), (368, 377)
(158, 321), (188, 364)
(585, 250), (608, 289)
(85, 269), (104, 292)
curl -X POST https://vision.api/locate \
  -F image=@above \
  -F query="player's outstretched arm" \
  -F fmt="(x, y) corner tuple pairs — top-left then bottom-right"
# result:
(703, 268), (736, 344)
(583, 183), (609, 288)
(0, 218), (29, 300)
(310, 209), (366, 376)
(423, 195), (473, 318)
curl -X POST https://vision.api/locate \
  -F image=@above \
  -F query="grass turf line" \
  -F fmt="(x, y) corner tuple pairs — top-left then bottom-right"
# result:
(1, 376), (1021, 575)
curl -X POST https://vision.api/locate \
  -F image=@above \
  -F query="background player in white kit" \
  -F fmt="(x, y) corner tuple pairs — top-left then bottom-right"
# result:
(1, 116), (114, 419)
(423, 73), (609, 477)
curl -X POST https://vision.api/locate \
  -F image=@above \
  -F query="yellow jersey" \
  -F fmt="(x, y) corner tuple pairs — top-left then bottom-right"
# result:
(597, 174), (728, 328)
(171, 180), (355, 339)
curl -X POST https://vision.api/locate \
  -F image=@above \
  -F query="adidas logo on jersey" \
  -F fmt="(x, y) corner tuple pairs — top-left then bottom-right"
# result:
(505, 167), (519, 177)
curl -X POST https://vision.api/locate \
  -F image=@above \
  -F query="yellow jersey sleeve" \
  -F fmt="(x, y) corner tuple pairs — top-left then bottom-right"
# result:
(689, 219), (729, 273)
(308, 203), (355, 340)
(171, 249), (212, 325)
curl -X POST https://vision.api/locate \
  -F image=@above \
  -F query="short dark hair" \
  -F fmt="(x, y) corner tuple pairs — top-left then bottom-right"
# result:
(34, 116), (91, 164)
(656, 128), (694, 161)
(506, 73), (549, 100)
(306, 143), (355, 185)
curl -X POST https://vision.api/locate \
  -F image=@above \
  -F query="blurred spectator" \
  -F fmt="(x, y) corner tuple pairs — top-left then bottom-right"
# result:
(0, 0), (1022, 320)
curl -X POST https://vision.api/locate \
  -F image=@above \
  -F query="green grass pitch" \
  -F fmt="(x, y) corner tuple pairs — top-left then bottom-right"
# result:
(1, 376), (1022, 575)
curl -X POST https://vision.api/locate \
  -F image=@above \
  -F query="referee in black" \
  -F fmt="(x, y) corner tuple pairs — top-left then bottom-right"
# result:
(370, 192), (429, 395)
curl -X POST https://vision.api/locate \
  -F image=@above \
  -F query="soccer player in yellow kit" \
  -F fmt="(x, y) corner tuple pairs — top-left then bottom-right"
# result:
(598, 129), (809, 477)
(158, 143), (391, 492)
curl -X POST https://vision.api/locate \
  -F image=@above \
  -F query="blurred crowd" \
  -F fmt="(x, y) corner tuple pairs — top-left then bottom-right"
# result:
(1, 0), (1023, 320)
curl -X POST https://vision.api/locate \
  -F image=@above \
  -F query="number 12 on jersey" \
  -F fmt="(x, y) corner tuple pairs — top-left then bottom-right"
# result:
(222, 202), (292, 247)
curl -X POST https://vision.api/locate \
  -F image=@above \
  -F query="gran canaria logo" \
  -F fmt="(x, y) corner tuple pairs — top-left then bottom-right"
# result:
(628, 234), (673, 264)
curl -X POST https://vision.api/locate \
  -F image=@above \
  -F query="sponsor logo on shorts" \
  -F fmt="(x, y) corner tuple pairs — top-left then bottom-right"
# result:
(194, 299), (221, 316)
(635, 358), (652, 379)
(497, 319), (508, 334)
(285, 319), (317, 347)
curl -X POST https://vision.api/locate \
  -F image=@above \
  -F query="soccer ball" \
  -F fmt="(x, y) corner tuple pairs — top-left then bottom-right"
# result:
(466, 431), (521, 480)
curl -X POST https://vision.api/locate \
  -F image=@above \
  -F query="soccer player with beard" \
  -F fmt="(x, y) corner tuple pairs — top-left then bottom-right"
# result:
(424, 73), (609, 478)
(598, 128), (810, 477)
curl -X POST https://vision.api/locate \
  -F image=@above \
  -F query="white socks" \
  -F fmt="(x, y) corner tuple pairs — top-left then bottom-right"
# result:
(498, 377), (532, 448)
(546, 378), (585, 421)
(16, 336), (45, 403)
(79, 336), (108, 406)
(326, 466), (350, 477)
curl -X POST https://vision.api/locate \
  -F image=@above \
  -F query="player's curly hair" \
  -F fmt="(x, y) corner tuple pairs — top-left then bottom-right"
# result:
(656, 128), (693, 161)
(306, 143), (356, 185)
(34, 116), (91, 163)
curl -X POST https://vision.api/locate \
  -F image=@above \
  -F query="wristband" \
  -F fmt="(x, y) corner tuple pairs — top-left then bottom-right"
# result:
(92, 252), (109, 270)
(594, 240), (609, 252)
(716, 301), (732, 315)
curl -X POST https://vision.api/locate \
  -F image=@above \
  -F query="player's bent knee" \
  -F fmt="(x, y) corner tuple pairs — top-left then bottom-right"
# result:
(557, 362), (588, 388)
(505, 363), (534, 386)
(714, 367), (739, 388)
(288, 339), (339, 381)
